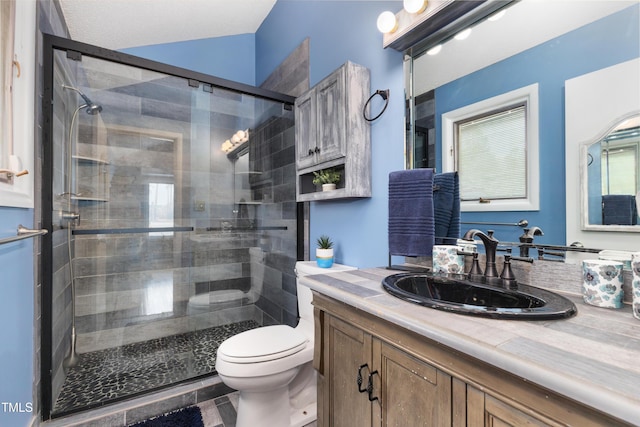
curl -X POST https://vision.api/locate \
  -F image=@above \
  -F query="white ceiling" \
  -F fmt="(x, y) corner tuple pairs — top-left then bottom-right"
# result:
(58, 0), (277, 50)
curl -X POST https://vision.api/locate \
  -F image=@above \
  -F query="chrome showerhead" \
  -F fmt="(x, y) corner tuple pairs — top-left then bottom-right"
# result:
(82, 103), (103, 115)
(62, 84), (103, 115)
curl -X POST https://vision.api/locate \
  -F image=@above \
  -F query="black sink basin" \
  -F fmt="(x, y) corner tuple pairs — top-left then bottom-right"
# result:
(382, 273), (577, 320)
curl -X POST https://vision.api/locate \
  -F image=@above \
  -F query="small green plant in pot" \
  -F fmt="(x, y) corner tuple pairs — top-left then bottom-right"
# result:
(316, 235), (334, 268)
(312, 168), (341, 192)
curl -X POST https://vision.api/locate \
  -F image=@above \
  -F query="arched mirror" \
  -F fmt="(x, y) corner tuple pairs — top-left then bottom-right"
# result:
(582, 114), (640, 230)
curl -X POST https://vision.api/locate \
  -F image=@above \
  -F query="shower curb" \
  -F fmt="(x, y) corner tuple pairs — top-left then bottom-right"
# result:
(40, 375), (234, 427)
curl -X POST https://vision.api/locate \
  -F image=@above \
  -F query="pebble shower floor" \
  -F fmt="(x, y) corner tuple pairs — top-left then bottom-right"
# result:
(52, 320), (259, 415)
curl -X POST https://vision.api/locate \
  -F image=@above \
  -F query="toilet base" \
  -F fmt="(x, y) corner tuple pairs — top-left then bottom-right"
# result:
(236, 386), (290, 427)
(235, 388), (316, 427)
(290, 400), (316, 427)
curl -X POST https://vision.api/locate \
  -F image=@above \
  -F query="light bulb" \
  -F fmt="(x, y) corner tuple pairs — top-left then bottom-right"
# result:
(427, 44), (442, 55)
(222, 141), (233, 152)
(488, 10), (506, 22)
(454, 28), (472, 40)
(403, 0), (426, 14)
(377, 11), (398, 34)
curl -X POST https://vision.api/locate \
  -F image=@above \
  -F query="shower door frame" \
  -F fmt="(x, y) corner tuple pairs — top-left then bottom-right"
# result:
(41, 33), (303, 420)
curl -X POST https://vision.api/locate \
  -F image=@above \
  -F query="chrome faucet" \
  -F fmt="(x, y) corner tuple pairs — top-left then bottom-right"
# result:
(462, 229), (499, 278)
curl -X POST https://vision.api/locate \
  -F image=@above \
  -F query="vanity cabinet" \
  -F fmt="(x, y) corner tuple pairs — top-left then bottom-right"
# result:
(313, 292), (630, 427)
(295, 61), (371, 202)
(315, 311), (452, 427)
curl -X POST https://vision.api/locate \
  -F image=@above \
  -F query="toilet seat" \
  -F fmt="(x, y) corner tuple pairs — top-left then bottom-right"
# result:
(217, 325), (308, 364)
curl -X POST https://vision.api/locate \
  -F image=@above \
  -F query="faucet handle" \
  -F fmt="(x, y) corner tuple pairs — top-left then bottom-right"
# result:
(468, 252), (483, 277)
(500, 255), (517, 288)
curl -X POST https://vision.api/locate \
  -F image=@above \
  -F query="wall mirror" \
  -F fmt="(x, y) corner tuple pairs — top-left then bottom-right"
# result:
(403, 0), (639, 251)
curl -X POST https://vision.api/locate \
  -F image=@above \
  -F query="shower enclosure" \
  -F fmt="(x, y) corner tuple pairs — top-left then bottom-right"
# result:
(41, 35), (300, 419)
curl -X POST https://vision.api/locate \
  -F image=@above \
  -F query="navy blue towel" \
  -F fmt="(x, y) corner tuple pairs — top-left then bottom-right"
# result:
(388, 169), (435, 257)
(433, 172), (460, 245)
(602, 195), (637, 225)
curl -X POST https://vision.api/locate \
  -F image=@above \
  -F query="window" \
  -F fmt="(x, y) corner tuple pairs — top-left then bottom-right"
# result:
(442, 84), (539, 211)
(602, 144), (638, 195)
(149, 183), (174, 236)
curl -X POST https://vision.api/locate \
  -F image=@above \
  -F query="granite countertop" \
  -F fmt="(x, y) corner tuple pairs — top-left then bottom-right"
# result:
(299, 267), (640, 425)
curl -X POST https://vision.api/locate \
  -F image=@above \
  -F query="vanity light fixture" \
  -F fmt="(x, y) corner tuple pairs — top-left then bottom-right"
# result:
(221, 129), (249, 153)
(403, 0), (427, 14)
(377, 10), (398, 34)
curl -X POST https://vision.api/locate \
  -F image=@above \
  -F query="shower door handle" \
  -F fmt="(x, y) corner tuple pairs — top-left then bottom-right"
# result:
(61, 211), (81, 227)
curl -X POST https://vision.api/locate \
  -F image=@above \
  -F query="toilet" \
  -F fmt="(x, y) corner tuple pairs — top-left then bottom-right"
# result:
(215, 261), (357, 427)
(187, 247), (265, 315)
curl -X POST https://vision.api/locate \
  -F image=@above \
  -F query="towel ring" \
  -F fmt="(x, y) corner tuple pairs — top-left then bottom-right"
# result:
(363, 89), (389, 122)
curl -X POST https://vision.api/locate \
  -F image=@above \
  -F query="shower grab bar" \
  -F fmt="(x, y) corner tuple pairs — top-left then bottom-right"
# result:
(0, 224), (48, 246)
(461, 219), (529, 228)
(72, 226), (194, 235)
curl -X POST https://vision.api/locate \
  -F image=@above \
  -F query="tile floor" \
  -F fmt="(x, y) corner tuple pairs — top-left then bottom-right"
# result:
(53, 320), (259, 415)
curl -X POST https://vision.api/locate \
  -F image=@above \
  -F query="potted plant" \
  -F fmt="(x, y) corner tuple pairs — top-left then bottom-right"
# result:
(316, 235), (334, 268)
(312, 168), (341, 192)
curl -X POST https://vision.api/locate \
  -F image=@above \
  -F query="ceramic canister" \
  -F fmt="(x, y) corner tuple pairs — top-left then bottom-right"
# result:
(632, 252), (640, 320)
(432, 245), (465, 274)
(582, 259), (624, 309)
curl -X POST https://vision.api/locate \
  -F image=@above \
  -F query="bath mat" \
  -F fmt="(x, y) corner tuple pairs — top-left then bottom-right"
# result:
(129, 406), (204, 427)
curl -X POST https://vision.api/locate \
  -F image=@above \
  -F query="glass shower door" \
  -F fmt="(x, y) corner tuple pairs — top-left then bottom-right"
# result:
(43, 35), (297, 418)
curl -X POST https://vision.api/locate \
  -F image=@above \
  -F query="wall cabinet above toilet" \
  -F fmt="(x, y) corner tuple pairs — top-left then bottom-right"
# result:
(295, 61), (371, 202)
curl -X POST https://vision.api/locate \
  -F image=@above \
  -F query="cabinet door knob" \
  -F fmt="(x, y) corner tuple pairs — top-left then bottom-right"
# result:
(357, 364), (369, 393)
(308, 149), (314, 156)
(315, 146), (321, 154)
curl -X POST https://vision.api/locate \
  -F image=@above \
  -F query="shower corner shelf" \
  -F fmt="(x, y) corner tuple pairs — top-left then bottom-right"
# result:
(72, 155), (110, 203)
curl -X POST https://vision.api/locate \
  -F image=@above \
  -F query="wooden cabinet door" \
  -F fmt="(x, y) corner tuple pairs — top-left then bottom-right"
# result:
(467, 386), (556, 427)
(373, 340), (452, 427)
(324, 315), (372, 427)
(315, 67), (346, 164)
(294, 89), (317, 169)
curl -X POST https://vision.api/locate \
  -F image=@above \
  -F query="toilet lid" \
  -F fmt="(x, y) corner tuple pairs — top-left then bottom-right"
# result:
(217, 325), (308, 364)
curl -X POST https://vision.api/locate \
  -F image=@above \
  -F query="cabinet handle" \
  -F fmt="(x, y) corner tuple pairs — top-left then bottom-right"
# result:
(367, 370), (379, 402)
(308, 149), (314, 156)
(314, 146), (321, 154)
(357, 364), (369, 393)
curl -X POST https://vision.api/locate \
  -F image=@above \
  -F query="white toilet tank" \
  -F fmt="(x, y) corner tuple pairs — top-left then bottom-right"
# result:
(294, 261), (357, 330)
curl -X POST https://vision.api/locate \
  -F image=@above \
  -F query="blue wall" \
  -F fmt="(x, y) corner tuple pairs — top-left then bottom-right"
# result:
(123, 34), (257, 85)
(0, 207), (34, 426)
(435, 4), (640, 246)
(257, 1), (404, 268)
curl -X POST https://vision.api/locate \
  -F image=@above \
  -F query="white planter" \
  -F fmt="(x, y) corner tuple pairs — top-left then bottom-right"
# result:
(322, 183), (336, 192)
(316, 248), (334, 268)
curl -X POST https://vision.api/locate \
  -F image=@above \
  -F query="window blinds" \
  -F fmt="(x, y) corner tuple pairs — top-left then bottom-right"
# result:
(456, 106), (526, 201)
